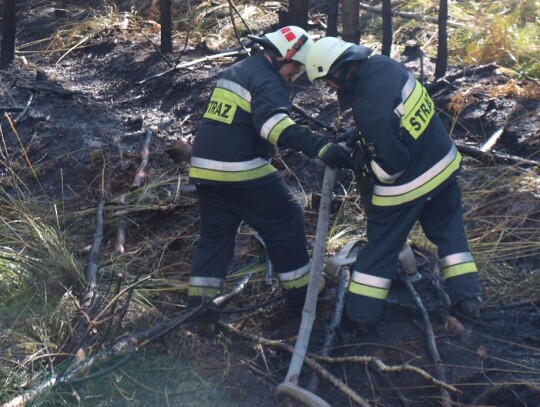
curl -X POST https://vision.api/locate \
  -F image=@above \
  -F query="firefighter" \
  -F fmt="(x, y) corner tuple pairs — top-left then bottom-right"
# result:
(305, 37), (483, 334)
(187, 27), (353, 316)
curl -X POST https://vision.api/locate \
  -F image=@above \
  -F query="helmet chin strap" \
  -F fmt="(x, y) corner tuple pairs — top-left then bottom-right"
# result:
(326, 63), (351, 89)
(291, 66), (305, 82)
(269, 54), (289, 71)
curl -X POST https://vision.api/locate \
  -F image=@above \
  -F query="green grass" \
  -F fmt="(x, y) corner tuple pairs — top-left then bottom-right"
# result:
(26, 349), (240, 407)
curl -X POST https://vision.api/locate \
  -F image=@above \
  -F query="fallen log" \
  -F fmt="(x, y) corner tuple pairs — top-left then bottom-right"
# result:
(14, 80), (81, 98)
(72, 200), (197, 218)
(425, 64), (499, 94)
(455, 140), (539, 167)
(137, 50), (243, 84)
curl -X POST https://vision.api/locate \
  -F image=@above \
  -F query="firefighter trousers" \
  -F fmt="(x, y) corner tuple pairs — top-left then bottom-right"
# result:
(188, 178), (310, 300)
(346, 179), (482, 324)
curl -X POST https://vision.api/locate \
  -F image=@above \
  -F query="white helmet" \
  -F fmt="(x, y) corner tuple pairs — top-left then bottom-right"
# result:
(248, 26), (313, 65)
(306, 37), (372, 82)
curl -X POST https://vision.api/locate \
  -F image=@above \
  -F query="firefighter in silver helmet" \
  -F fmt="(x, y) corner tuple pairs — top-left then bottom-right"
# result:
(306, 37), (483, 335)
(186, 28), (354, 324)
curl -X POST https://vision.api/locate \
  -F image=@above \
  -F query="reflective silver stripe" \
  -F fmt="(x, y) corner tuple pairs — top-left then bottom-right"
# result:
(189, 276), (224, 288)
(351, 271), (392, 289)
(374, 145), (458, 197)
(277, 263), (310, 282)
(394, 73), (417, 118)
(216, 78), (251, 102)
(260, 113), (289, 140)
(370, 160), (404, 184)
(441, 252), (474, 268)
(191, 157), (270, 171)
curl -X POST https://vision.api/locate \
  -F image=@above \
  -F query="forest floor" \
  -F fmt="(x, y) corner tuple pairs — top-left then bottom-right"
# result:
(1, 1), (540, 406)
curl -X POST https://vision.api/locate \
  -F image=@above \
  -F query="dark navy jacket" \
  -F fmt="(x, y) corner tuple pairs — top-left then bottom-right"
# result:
(343, 54), (461, 207)
(189, 52), (326, 187)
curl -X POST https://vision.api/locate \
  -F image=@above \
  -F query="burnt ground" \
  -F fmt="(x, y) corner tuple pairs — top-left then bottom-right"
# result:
(1, 2), (540, 407)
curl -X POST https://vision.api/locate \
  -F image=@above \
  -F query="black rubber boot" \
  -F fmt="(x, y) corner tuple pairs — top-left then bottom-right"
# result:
(283, 275), (328, 312)
(284, 286), (307, 311)
(340, 317), (376, 337)
(186, 296), (220, 336)
(455, 297), (482, 318)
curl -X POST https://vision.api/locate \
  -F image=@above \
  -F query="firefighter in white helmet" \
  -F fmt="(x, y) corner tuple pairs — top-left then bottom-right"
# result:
(186, 28), (353, 330)
(306, 37), (483, 335)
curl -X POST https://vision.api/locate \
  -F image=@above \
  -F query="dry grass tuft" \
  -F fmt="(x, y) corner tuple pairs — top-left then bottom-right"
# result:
(460, 163), (540, 303)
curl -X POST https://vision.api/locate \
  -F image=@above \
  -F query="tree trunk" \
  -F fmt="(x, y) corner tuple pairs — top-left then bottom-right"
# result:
(435, 0), (448, 78)
(287, 0), (309, 30)
(342, 0), (360, 43)
(1, 0), (16, 68)
(381, 0), (392, 56)
(159, 0), (173, 54)
(326, 0), (340, 36)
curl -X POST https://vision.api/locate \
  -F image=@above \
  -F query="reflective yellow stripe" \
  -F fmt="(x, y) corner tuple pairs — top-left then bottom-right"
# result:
(370, 160), (403, 184)
(444, 262), (478, 279)
(261, 113), (295, 145)
(280, 271), (310, 289)
(268, 117), (295, 145)
(372, 149), (461, 206)
(349, 281), (389, 299)
(188, 286), (221, 297)
(216, 78), (251, 101)
(188, 276), (224, 297)
(215, 79), (252, 110)
(189, 163), (277, 182)
(203, 93), (238, 124)
(203, 83), (251, 124)
(317, 143), (331, 158)
(211, 87), (251, 113)
(278, 263), (310, 289)
(399, 78), (435, 139)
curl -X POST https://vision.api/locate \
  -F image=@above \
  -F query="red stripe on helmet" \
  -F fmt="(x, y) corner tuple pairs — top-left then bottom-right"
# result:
(280, 27), (296, 42)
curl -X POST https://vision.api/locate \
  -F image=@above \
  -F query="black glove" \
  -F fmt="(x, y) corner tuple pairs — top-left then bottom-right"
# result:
(336, 128), (360, 148)
(351, 142), (368, 174)
(317, 142), (354, 169)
